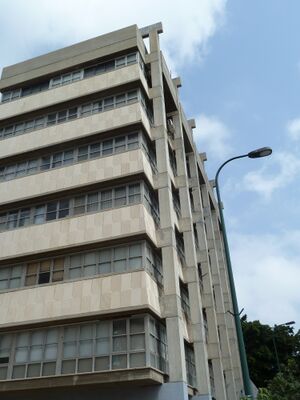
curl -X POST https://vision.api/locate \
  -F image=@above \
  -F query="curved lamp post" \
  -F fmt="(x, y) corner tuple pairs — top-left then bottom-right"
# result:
(272, 321), (295, 372)
(215, 147), (272, 398)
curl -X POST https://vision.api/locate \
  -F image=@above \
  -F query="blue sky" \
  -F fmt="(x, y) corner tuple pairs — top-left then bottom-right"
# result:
(0, 0), (299, 330)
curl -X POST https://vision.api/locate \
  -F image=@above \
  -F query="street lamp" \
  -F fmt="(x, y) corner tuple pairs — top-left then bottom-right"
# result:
(214, 147), (272, 398)
(272, 321), (295, 372)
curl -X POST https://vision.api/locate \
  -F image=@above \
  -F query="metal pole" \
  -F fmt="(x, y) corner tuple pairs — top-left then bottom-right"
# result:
(215, 154), (253, 398)
(271, 329), (281, 372)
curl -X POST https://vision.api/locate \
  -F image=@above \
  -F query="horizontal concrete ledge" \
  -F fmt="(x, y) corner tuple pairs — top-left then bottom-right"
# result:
(0, 367), (164, 393)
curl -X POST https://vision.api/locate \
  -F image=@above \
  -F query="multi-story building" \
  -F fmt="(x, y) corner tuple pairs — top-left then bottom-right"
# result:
(0, 23), (243, 400)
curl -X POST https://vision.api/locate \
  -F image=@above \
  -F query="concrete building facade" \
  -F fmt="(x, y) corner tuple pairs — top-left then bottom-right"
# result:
(0, 23), (243, 400)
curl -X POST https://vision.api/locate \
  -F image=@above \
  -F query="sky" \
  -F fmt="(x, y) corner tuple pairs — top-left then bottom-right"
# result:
(0, 0), (299, 331)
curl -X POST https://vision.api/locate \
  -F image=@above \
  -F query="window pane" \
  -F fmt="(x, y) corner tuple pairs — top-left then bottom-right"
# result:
(102, 139), (113, 155)
(113, 320), (126, 335)
(42, 362), (56, 376)
(64, 327), (77, 342)
(41, 156), (51, 170)
(114, 246), (127, 260)
(63, 342), (76, 358)
(112, 354), (127, 369)
(130, 352), (145, 368)
(15, 348), (28, 363)
(31, 331), (44, 345)
(12, 365), (26, 379)
(80, 325), (93, 340)
(103, 97), (114, 110)
(96, 338), (109, 355)
(96, 321), (110, 338)
(114, 187), (126, 206)
(115, 136), (126, 153)
(45, 344), (57, 360)
(29, 346), (43, 361)
(78, 358), (92, 373)
(74, 196), (85, 215)
(61, 360), (76, 374)
(79, 341), (93, 357)
(34, 205), (45, 224)
(130, 318), (144, 334)
(90, 143), (100, 158)
(52, 152), (63, 167)
(113, 336), (127, 352)
(100, 190), (112, 209)
(87, 193), (98, 212)
(46, 202), (57, 221)
(0, 367), (7, 380)
(95, 356), (109, 371)
(58, 200), (69, 218)
(130, 334), (145, 350)
(78, 146), (89, 161)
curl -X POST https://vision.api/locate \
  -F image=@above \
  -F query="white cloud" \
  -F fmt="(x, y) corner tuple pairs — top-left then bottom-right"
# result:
(287, 117), (300, 140)
(242, 151), (300, 200)
(230, 231), (300, 329)
(194, 114), (233, 159)
(0, 0), (227, 73)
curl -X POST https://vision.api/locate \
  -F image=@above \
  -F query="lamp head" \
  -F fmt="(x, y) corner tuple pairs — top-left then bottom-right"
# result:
(247, 147), (272, 159)
(285, 321), (295, 326)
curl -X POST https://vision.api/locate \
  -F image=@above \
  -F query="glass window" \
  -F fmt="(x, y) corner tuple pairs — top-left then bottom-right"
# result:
(84, 66), (96, 78)
(46, 202), (57, 221)
(58, 200), (69, 218)
(128, 183), (141, 204)
(127, 53), (137, 64)
(127, 133), (139, 149)
(81, 104), (92, 116)
(116, 94), (126, 106)
(27, 160), (38, 173)
(100, 190), (112, 209)
(41, 156), (51, 170)
(19, 208), (30, 227)
(68, 108), (78, 120)
(47, 114), (57, 126)
(90, 143), (100, 158)
(129, 244), (142, 270)
(102, 139), (113, 155)
(63, 150), (74, 165)
(78, 146), (89, 161)
(87, 193), (98, 212)
(24, 120), (34, 132)
(57, 111), (67, 123)
(99, 249), (111, 273)
(114, 187), (126, 207)
(103, 97), (114, 110)
(74, 196), (86, 215)
(115, 136), (126, 153)
(127, 90), (138, 103)
(34, 205), (45, 224)
(52, 152), (63, 167)
(116, 57), (126, 68)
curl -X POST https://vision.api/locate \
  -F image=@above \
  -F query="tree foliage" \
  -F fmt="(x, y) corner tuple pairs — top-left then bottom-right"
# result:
(240, 315), (300, 398)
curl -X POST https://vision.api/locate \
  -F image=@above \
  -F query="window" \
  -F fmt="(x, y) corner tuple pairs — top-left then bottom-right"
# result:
(0, 266), (23, 290)
(0, 88), (152, 140)
(175, 230), (185, 262)
(180, 281), (190, 318)
(0, 315), (167, 380)
(0, 182), (158, 232)
(25, 258), (64, 287)
(185, 342), (196, 387)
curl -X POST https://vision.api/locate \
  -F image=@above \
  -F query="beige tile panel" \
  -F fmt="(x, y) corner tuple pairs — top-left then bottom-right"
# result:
(0, 64), (149, 121)
(0, 150), (153, 205)
(0, 103), (152, 160)
(0, 204), (157, 261)
(0, 270), (161, 328)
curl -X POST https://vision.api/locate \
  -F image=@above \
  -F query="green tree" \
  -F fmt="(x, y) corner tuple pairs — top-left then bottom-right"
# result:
(241, 316), (300, 388)
(257, 359), (300, 400)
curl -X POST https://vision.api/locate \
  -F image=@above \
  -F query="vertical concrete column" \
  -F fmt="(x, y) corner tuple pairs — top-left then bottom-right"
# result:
(171, 128), (211, 398)
(148, 29), (187, 386)
(200, 185), (230, 400)
(211, 210), (243, 396)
